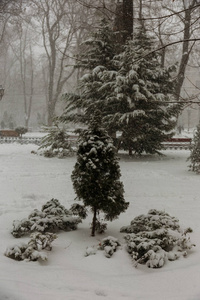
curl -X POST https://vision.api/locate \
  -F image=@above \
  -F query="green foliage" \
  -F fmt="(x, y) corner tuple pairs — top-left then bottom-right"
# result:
(61, 23), (180, 155)
(121, 209), (195, 268)
(5, 232), (57, 261)
(11, 199), (82, 238)
(103, 29), (180, 155)
(15, 127), (28, 137)
(71, 112), (129, 236)
(90, 218), (107, 234)
(188, 125), (200, 173)
(39, 123), (75, 158)
(99, 236), (121, 258)
(76, 18), (121, 71)
(70, 203), (88, 219)
(61, 18), (120, 126)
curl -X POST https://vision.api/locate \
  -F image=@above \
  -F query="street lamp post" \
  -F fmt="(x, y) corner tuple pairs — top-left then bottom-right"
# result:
(0, 85), (4, 100)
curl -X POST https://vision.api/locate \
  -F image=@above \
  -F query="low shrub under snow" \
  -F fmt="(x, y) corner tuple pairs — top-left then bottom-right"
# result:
(12, 199), (82, 238)
(85, 236), (121, 258)
(99, 236), (121, 258)
(120, 209), (195, 268)
(5, 232), (57, 261)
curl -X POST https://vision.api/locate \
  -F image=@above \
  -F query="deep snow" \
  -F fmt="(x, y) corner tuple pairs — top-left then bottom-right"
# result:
(0, 143), (199, 300)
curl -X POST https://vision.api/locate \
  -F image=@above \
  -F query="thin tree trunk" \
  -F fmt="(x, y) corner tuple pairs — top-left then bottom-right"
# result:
(114, 0), (133, 44)
(129, 147), (132, 156)
(91, 207), (97, 236)
(123, 0), (133, 42)
(175, 1), (195, 100)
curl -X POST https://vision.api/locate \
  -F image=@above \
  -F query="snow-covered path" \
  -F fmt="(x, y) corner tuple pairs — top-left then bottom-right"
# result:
(0, 144), (199, 300)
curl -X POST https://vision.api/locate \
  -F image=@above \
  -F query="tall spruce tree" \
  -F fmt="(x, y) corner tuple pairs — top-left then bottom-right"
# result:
(62, 24), (180, 155)
(71, 111), (129, 236)
(188, 124), (200, 173)
(103, 28), (181, 155)
(61, 18), (120, 126)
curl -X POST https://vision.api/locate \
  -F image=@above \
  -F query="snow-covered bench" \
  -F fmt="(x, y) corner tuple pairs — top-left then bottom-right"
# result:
(162, 138), (192, 150)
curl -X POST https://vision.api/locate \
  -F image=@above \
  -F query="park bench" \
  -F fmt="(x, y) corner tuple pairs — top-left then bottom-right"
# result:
(0, 130), (19, 137)
(162, 137), (192, 150)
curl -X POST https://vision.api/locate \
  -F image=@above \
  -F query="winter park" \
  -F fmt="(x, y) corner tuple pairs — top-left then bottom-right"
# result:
(1, 1), (200, 300)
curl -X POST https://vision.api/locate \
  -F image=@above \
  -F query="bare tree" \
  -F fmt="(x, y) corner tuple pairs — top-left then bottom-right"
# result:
(174, 0), (199, 100)
(30, 0), (90, 126)
(0, 0), (22, 42)
(8, 21), (36, 128)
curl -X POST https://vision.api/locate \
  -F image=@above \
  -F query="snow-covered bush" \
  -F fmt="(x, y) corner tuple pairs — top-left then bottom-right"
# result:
(5, 232), (57, 261)
(99, 236), (121, 258)
(15, 127), (28, 137)
(39, 124), (75, 158)
(12, 199), (82, 238)
(84, 246), (97, 257)
(85, 236), (120, 258)
(121, 209), (195, 268)
(188, 124), (200, 173)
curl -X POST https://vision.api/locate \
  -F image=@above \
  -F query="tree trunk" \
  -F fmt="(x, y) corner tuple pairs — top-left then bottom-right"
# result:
(138, 0), (145, 31)
(113, 1), (124, 44)
(91, 207), (97, 236)
(174, 3), (193, 100)
(123, 0), (133, 42)
(129, 147), (132, 156)
(114, 0), (133, 43)
(47, 99), (56, 126)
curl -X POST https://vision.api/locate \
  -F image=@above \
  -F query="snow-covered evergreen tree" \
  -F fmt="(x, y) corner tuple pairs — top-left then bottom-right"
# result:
(103, 28), (181, 155)
(61, 18), (120, 126)
(71, 111), (129, 236)
(39, 123), (74, 158)
(62, 24), (180, 155)
(76, 18), (120, 71)
(188, 124), (200, 173)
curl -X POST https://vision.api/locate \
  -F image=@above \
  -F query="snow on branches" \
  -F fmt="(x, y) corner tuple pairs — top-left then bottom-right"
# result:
(5, 232), (57, 262)
(121, 209), (195, 268)
(11, 199), (82, 238)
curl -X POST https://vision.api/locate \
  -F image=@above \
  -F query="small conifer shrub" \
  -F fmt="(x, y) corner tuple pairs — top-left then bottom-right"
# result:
(188, 124), (200, 173)
(99, 236), (121, 258)
(5, 232), (57, 261)
(11, 199), (82, 238)
(15, 127), (28, 137)
(121, 209), (195, 268)
(39, 123), (75, 158)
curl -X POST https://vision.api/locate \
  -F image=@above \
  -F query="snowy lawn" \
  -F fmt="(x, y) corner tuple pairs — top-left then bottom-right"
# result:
(0, 144), (199, 300)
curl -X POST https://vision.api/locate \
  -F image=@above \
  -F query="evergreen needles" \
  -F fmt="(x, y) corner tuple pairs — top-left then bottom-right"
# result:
(188, 124), (200, 173)
(61, 20), (181, 155)
(71, 111), (129, 236)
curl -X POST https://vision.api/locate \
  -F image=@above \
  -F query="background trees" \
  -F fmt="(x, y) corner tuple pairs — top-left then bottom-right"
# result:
(0, 0), (200, 131)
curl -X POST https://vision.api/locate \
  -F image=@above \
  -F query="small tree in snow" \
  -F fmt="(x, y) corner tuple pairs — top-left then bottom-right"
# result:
(39, 123), (74, 158)
(15, 127), (28, 137)
(188, 124), (200, 173)
(71, 111), (129, 236)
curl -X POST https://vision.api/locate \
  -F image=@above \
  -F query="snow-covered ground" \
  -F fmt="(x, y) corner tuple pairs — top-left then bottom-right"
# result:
(0, 144), (199, 300)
